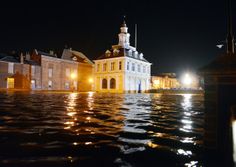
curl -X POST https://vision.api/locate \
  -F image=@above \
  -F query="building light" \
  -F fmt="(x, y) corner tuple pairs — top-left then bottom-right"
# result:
(153, 80), (160, 85)
(70, 73), (77, 79)
(89, 78), (93, 83)
(182, 73), (192, 86)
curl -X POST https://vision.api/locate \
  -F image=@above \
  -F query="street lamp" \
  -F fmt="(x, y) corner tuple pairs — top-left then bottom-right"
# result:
(182, 73), (192, 86)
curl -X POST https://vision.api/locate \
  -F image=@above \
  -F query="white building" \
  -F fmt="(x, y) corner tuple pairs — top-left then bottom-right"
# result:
(94, 20), (151, 93)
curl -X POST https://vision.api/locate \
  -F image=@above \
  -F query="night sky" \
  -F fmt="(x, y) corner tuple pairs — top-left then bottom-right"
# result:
(0, 0), (235, 75)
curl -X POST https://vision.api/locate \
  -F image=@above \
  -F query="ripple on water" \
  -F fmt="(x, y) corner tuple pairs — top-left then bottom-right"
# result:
(0, 92), (204, 166)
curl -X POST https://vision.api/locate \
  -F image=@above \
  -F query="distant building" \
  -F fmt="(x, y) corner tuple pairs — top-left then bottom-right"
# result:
(0, 49), (94, 91)
(31, 49), (79, 90)
(94, 20), (151, 93)
(151, 73), (180, 89)
(0, 54), (31, 90)
(62, 49), (94, 92)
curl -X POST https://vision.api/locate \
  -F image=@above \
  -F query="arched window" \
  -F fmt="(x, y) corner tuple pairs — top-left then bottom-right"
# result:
(102, 79), (107, 89)
(110, 78), (116, 89)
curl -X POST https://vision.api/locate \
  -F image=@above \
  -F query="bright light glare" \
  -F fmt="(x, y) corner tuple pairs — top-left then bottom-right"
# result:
(153, 80), (160, 85)
(182, 73), (192, 85)
(233, 121), (236, 163)
(88, 78), (93, 83)
(71, 73), (76, 79)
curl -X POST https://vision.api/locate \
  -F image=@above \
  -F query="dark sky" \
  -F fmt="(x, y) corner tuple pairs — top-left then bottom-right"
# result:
(0, 0), (235, 75)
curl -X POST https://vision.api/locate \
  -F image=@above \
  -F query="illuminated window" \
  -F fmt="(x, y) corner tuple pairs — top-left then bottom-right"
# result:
(7, 78), (14, 88)
(110, 78), (116, 89)
(48, 68), (53, 78)
(102, 79), (107, 89)
(119, 61), (122, 70)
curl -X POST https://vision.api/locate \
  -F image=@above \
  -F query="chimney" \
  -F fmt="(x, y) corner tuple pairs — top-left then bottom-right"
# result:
(26, 52), (30, 60)
(49, 50), (54, 56)
(20, 53), (24, 64)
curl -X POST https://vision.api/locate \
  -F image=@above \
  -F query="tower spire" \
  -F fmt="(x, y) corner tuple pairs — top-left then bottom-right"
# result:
(122, 15), (127, 27)
(135, 24), (138, 49)
(118, 16), (130, 48)
(226, 0), (235, 54)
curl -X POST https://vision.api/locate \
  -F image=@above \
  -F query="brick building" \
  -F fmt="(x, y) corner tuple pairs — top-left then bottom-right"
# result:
(0, 49), (94, 91)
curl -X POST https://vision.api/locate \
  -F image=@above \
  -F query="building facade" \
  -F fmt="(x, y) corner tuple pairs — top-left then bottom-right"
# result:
(94, 21), (151, 93)
(151, 73), (180, 89)
(0, 55), (31, 90)
(0, 49), (94, 91)
(62, 49), (94, 92)
(31, 50), (79, 90)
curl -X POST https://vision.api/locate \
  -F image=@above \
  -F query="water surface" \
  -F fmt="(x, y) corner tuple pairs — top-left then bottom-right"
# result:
(0, 92), (204, 167)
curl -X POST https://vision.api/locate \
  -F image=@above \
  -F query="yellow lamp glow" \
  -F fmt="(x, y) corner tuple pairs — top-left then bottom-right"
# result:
(89, 78), (93, 83)
(153, 80), (160, 85)
(70, 73), (77, 79)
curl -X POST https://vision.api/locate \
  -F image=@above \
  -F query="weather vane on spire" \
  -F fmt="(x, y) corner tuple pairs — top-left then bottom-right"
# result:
(122, 15), (127, 27)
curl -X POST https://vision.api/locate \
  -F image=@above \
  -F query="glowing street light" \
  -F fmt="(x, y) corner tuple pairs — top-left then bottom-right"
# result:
(182, 73), (192, 86)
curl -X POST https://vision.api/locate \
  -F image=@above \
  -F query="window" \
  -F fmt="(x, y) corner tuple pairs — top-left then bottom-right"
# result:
(65, 82), (70, 89)
(31, 66), (35, 76)
(138, 64), (141, 72)
(132, 63), (135, 71)
(7, 78), (14, 88)
(103, 63), (107, 71)
(105, 50), (111, 57)
(110, 78), (116, 89)
(48, 80), (52, 89)
(48, 68), (53, 78)
(66, 68), (70, 77)
(31, 80), (36, 89)
(143, 66), (146, 73)
(119, 61), (122, 70)
(102, 79), (107, 89)
(114, 49), (119, 56)
(111, 62), (115, 71)
(128, 50), (132, 56)
(97, 64), (100, 72)
(8, 63), (14, 74)
(127, 62), (130, 70)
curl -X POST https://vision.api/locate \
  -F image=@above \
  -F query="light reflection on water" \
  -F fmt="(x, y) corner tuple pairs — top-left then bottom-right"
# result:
(0, 92), (204, 166)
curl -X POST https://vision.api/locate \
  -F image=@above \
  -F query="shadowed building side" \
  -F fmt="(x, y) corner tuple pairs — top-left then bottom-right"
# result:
(199, 0), (235, 165)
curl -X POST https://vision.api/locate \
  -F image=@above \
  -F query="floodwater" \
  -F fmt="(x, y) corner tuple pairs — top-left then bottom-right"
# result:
(0, 92), (204, 167)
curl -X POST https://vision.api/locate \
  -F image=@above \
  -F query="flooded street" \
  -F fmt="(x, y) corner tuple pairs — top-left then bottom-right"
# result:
(0, 92), (204, 167)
